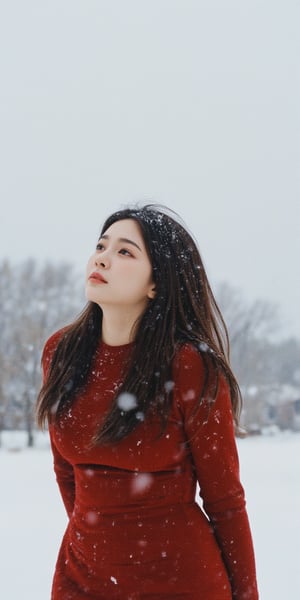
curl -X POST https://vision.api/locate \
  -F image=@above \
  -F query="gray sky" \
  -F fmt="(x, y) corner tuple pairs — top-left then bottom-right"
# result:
(1, 0), (299, 338)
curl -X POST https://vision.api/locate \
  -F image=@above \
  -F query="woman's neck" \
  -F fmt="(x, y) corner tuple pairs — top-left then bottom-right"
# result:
(100, 308), (139, 346)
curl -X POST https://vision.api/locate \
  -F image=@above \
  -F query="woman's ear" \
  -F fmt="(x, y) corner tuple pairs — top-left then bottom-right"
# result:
(147, 285), (156, 299)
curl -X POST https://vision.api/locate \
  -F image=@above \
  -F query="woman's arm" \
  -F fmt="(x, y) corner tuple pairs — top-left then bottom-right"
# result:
(41, 329), (75, 518)
(174, 345), (259, 599)
(49, 430), (75, 518)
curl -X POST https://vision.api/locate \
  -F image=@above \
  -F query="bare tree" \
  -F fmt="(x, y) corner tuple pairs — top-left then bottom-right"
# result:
(215, 281), (298, 430)
(0, 258), (83, 445)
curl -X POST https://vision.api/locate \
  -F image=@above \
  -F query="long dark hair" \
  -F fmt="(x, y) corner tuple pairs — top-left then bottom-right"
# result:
(36, 204), (242, 443)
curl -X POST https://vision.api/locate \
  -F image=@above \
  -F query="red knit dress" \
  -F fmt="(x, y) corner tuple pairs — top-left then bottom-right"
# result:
(43, 331), (259, 600)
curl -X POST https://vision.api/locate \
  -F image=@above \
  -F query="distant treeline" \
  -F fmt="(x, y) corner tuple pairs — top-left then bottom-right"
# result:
(0, 259), (299, 446)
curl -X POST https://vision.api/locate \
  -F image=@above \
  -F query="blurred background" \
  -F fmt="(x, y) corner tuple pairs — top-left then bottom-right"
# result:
(1, 0), (299, 442)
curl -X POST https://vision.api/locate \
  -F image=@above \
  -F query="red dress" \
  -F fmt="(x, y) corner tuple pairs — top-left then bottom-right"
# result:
(43, 331), (258, 600)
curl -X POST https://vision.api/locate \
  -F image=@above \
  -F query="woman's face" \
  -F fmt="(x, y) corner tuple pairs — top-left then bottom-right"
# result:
(85, 218), (155, 312)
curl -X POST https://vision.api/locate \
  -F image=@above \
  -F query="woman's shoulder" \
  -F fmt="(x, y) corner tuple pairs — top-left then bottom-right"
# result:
(43, 327), (67, 351)
(172, 342), (232, 422)
(172, 340), (222, 392)
(172, 342), (207, 387)
(173, 341), (205, 372)
(41, 327), (68, 367)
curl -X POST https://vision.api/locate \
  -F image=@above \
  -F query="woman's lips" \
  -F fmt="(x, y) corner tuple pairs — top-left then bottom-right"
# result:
(88, 272), (108, 284)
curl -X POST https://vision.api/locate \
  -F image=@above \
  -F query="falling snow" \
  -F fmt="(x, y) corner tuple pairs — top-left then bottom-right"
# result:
(131, 472), (153, 495)
(117, 392), (138, 412)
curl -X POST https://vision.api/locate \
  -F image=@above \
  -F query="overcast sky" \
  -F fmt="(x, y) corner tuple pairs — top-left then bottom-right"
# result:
(1, 0), (299, 338)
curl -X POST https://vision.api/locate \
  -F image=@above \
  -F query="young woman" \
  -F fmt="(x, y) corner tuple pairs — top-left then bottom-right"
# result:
(37, 204), (259, 599)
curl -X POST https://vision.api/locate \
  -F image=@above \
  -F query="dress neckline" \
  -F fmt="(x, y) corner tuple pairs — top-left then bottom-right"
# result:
(99, 340), (135, 354)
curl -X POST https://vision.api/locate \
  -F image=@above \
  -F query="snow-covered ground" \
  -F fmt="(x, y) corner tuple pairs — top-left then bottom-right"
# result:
(1, 431), (299, 599)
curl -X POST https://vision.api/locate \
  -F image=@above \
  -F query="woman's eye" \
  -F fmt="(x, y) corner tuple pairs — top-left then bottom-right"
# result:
(95, 244), (132, 256)
(119, 248), (132, 256)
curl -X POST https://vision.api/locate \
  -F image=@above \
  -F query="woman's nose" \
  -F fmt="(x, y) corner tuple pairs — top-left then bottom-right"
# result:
(94, 252), (109, 269)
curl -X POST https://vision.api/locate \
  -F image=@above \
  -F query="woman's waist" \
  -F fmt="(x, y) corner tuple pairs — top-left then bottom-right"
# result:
(73, 463), (196, 514)
(66, 501), (215, 587)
